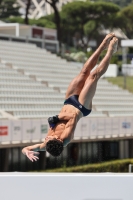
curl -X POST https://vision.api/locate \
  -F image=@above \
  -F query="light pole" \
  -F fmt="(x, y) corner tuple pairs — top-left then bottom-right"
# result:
(122, 47), (127, 89)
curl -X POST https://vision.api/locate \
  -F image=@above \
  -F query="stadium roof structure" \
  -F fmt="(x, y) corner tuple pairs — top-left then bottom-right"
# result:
(0, 23), (59, 52)
(100, 28), (128, 40)
(17, 0), (74, 19)
(0, 22), (57, 38)
(121, 39), (133, 47)
(121, 39), (133, 64)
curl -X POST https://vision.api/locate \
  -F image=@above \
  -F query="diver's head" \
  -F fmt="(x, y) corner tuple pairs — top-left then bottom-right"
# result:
(46, 138), (63, 157)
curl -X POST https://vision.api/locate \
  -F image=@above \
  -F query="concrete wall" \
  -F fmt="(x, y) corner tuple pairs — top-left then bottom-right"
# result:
(0, 173), (133, 200)
(0, 28), (16, 36)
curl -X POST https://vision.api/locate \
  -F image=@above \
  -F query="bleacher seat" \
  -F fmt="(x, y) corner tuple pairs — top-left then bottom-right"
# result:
(108, 111), (133, 117)
(0, 39), (133, 119)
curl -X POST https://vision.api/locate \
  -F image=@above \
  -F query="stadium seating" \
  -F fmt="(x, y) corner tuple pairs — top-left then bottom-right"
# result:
(0, 112), (3, 118)
(0, 39), (133, 119)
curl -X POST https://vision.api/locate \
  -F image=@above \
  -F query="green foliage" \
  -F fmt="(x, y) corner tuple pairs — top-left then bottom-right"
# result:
(60, 1), (120, 47)
(106, 76), (133, 93)
(61, 1), (120, 25)
(6, 17), (56, 29)
(110, 55), (119, 64)
(37, 159), (133, 173)
(84, 20), (97, 36)
(29, 18), (56, 29)
(5, 17), (24, 23)
(92, 0), (133, 8)
(4, 0), (133, 49)
(0, 0), (20, 18)
(119, 5), (133, 38)
(40, 14), (55, 22)
(71, 51), (87, 62)
(40, 1), (133, 41)
(60, 51), (87, 62)
(128, 47), (133, 54)
(59, 53), (76, 62)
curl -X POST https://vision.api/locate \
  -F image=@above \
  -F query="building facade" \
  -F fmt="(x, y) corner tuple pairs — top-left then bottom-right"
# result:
(17, 0), (74, 19)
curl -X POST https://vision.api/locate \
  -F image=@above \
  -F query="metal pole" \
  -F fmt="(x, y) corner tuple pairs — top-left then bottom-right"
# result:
(16, 23), (19, 37)
(122, 47), (127, 89)
(26, 36), (29, 43)
(129, 164), (133, 173)
(42, 38), (45, 49)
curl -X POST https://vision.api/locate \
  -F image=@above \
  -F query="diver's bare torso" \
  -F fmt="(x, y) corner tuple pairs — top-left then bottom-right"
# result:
(46, 104), (82, 143)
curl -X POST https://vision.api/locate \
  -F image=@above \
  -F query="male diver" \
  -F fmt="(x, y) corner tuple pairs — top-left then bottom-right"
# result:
(22, 33), (118, 161)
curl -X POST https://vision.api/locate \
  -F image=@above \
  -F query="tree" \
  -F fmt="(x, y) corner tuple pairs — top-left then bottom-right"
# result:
(89, 0), (133, 8)
(24, 0), (31, 25)
(61, 1), (120, 49)
(0, 0), (20, 18)
(119, 5), (133, 39)
(84, 20), (98, 43)
(7, 16), (56, 29)
(45, 0), (62, 50)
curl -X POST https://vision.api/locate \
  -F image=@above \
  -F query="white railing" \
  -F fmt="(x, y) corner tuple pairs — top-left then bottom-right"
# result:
(0, 33), (59, 53)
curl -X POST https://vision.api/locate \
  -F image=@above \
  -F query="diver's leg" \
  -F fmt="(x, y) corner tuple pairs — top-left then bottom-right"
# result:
(65, 33), (115, 99)
(78, 37), (118, 109)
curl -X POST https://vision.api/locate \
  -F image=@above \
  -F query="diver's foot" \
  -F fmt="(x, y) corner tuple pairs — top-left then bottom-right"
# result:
(100, 33), (115, 51)
(108, 36), (118, 54)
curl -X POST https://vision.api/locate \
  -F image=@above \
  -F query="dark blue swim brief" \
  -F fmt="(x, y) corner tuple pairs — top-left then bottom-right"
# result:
(64, 95), (91, 117)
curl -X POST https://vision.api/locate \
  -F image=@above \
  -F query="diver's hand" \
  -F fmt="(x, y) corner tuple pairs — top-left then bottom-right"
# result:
(48, 115), (59, 128)
(25, 150), (39, 162)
